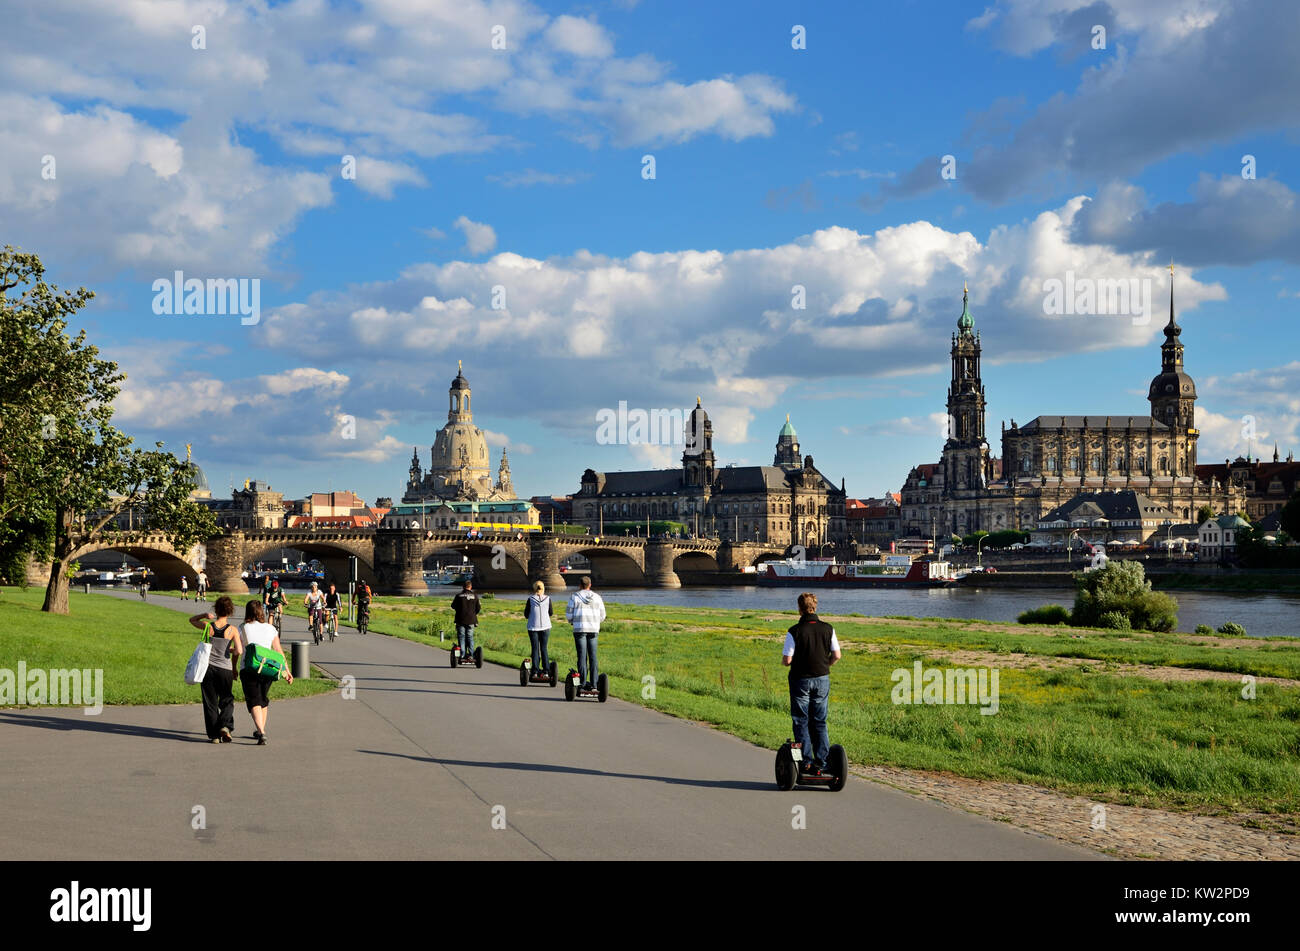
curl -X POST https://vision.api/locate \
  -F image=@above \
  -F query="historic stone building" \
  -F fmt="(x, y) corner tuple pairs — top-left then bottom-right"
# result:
(901, 278), (1238, 538)
(403, 363), (516, 504)
(574, 402), (847, 548)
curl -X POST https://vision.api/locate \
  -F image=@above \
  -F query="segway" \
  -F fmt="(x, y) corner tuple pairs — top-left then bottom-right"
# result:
(519, 658), (558, 687)
(562, 669), (607, 702)
(449, 644), (483, 668)
(774, 740), (848, 792)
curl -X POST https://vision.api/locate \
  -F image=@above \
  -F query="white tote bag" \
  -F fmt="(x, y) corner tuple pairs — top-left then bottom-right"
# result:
(184, 627), (212, 685)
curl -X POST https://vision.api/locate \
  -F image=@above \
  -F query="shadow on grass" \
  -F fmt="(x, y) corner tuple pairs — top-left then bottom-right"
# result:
(359, 748), (773, 791)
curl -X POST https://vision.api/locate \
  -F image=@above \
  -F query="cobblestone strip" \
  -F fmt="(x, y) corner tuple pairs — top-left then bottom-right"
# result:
(852, 763), (1299, 860)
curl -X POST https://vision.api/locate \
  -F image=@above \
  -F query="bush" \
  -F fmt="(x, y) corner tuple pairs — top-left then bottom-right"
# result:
(1194, 624), (1214, 636)
(1017, 604), (1072, 625)
(1098, 610), (1132, 631)
(1071, 561), (1179, 633)
(1217, 621), (1248, 638)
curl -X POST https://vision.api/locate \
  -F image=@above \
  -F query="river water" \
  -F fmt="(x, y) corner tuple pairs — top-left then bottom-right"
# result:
(249, 579), (1297, 637)
(484, 585), (1300, 638)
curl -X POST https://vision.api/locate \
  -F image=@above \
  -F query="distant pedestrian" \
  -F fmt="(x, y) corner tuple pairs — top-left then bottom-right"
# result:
(566, 576), (606, 690)
(190, 596), (241, 743)
(239, 600), (292, 745)
(180, 576), (189, 600)
(452, 580), (481, 658)
(196, 570), (208, 601)
(524, 581), (553, 674)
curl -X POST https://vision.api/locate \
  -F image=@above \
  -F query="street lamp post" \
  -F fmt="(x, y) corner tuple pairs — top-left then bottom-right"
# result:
(976, 534), (986, 567)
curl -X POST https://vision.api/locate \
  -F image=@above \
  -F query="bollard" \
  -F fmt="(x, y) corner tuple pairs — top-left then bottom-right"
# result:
(288, 640), (310, 680)
(84, 583), (90, 594)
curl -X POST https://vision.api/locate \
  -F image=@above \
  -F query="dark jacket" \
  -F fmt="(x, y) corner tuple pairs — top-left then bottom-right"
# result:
(452, 591), (481, 627)
(786, 613), (835, 680)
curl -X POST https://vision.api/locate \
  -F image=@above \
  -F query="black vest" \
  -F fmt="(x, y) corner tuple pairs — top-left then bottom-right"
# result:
(787, 614), (834, 680)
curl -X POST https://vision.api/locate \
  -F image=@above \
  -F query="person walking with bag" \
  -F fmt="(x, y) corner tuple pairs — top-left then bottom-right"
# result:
(188, 596), (242, 743)
(239, 600), (293, 745)
(524, 581), (553, 674)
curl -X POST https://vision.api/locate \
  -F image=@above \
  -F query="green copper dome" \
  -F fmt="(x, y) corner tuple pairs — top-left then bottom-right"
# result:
(957, 284), (974, 332)
(779, 414), (796, 437)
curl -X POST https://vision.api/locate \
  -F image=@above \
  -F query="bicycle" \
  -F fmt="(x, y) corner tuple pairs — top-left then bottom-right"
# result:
(309, 606), (324, 645)
(357, 602), (370, 636)
(269, 603), (283, 636)
(326, 608), (338, 643)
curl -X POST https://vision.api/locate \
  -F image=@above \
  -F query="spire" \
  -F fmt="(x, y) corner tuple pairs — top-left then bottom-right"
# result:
(1166, 260), (1177, 331)
(957, 282), (974, 332)
(696, 396), (701, 407)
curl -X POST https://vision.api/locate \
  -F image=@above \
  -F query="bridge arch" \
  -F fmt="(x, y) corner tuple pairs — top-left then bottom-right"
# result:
(243, 540), (379, 590)
(422, 541), (529, 590)
(560, 545), (646, 586)
(71, 539), (199, 589)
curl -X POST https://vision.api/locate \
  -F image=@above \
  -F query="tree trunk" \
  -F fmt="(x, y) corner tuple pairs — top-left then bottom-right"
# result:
(41, 508), (75, 615)
(41, 556), (71, 614)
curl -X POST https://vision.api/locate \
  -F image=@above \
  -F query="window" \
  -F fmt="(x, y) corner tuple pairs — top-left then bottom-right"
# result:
(1091, 454), (1101, 471)
(1021, 457), (1031, 472)
(1069, 456), (1079, 472)
(1047, 458), (1057, 472)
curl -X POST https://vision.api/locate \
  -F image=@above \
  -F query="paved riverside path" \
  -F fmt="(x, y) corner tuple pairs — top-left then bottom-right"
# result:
(0, 591), (1099, 860)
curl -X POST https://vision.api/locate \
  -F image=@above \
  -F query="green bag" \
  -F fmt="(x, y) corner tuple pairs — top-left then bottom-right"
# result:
(244, 643), (287, 678)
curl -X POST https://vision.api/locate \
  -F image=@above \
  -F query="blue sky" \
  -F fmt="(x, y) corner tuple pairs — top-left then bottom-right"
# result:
(6, 0), (1299, 504)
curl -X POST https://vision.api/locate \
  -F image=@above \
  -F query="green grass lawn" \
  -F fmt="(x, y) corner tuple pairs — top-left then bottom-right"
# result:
(0, 587), (337, 706)
(352, 594), (1300, 815)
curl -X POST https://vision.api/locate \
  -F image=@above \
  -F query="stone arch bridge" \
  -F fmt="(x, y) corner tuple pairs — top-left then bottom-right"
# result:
(201, 528), (787, 595)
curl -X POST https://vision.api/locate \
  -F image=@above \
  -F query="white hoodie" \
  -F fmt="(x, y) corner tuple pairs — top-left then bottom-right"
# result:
(566, 589), (606, 634)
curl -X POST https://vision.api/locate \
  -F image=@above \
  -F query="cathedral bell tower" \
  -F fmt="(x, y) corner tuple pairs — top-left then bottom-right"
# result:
(683, 398), (715, 488)
(943, 284), (990, 492)
(1147, 265), (1198, 476)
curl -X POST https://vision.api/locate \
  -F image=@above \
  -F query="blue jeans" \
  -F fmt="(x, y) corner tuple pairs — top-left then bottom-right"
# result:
(790, 675), (830, 765)
(574, 632), (598, 685)
(456, 624), (475, 656)
(529, 629), (550, 669)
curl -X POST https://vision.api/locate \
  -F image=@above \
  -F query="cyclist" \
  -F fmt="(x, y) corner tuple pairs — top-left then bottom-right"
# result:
(260, 573), (274, 607)
(304, 582), (326, 643)
(356, 580), (373, 634)
(265, 580), (287, 633)
(139, 567), (150, 600)
(324, 583), (342, 639)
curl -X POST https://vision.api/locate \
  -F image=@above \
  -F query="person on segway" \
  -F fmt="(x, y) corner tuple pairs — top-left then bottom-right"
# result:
(452, 580), (481, 659)
(524, 580), (553, 676)
(566, 575), (606, 690)
(781, 592), (841, 777)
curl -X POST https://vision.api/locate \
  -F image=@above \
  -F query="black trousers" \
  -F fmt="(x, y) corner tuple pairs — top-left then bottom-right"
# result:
(201, 666), (235, 738)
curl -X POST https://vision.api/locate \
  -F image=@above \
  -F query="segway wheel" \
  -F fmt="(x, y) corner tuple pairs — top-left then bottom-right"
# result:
(548, 661), (558, 688)
(474, 647), (483, 669)
(564, 675), (575, 702)
(519, 661), (529, 687)
(597, 673), (608, 703)
(449, 649), (457, 669)
(827, 745), (848, 792)
(775, 744), (797, 791)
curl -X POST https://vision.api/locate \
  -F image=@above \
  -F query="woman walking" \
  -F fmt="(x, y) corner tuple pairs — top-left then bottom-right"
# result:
(189, 597), (241, 743)
(239, 600), (293, 745)
(524, 580), (553, 674)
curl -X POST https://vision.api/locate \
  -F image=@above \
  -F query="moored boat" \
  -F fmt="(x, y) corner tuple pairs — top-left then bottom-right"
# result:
(756, 554), (959, 587)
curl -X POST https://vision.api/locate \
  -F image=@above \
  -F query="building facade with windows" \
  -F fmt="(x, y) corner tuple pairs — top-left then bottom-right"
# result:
(573, 404), (847, 548)
(900, 279), (1237, 538)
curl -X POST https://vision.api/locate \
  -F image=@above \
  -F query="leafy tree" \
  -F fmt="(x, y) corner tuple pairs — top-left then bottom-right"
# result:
(1281, 489), (1300, 541)
(985, 529), (1030, 548)
(0, 247), (216, 613)
(1196, 505), (1214, 524)
(1071, 560), (1178, 633)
